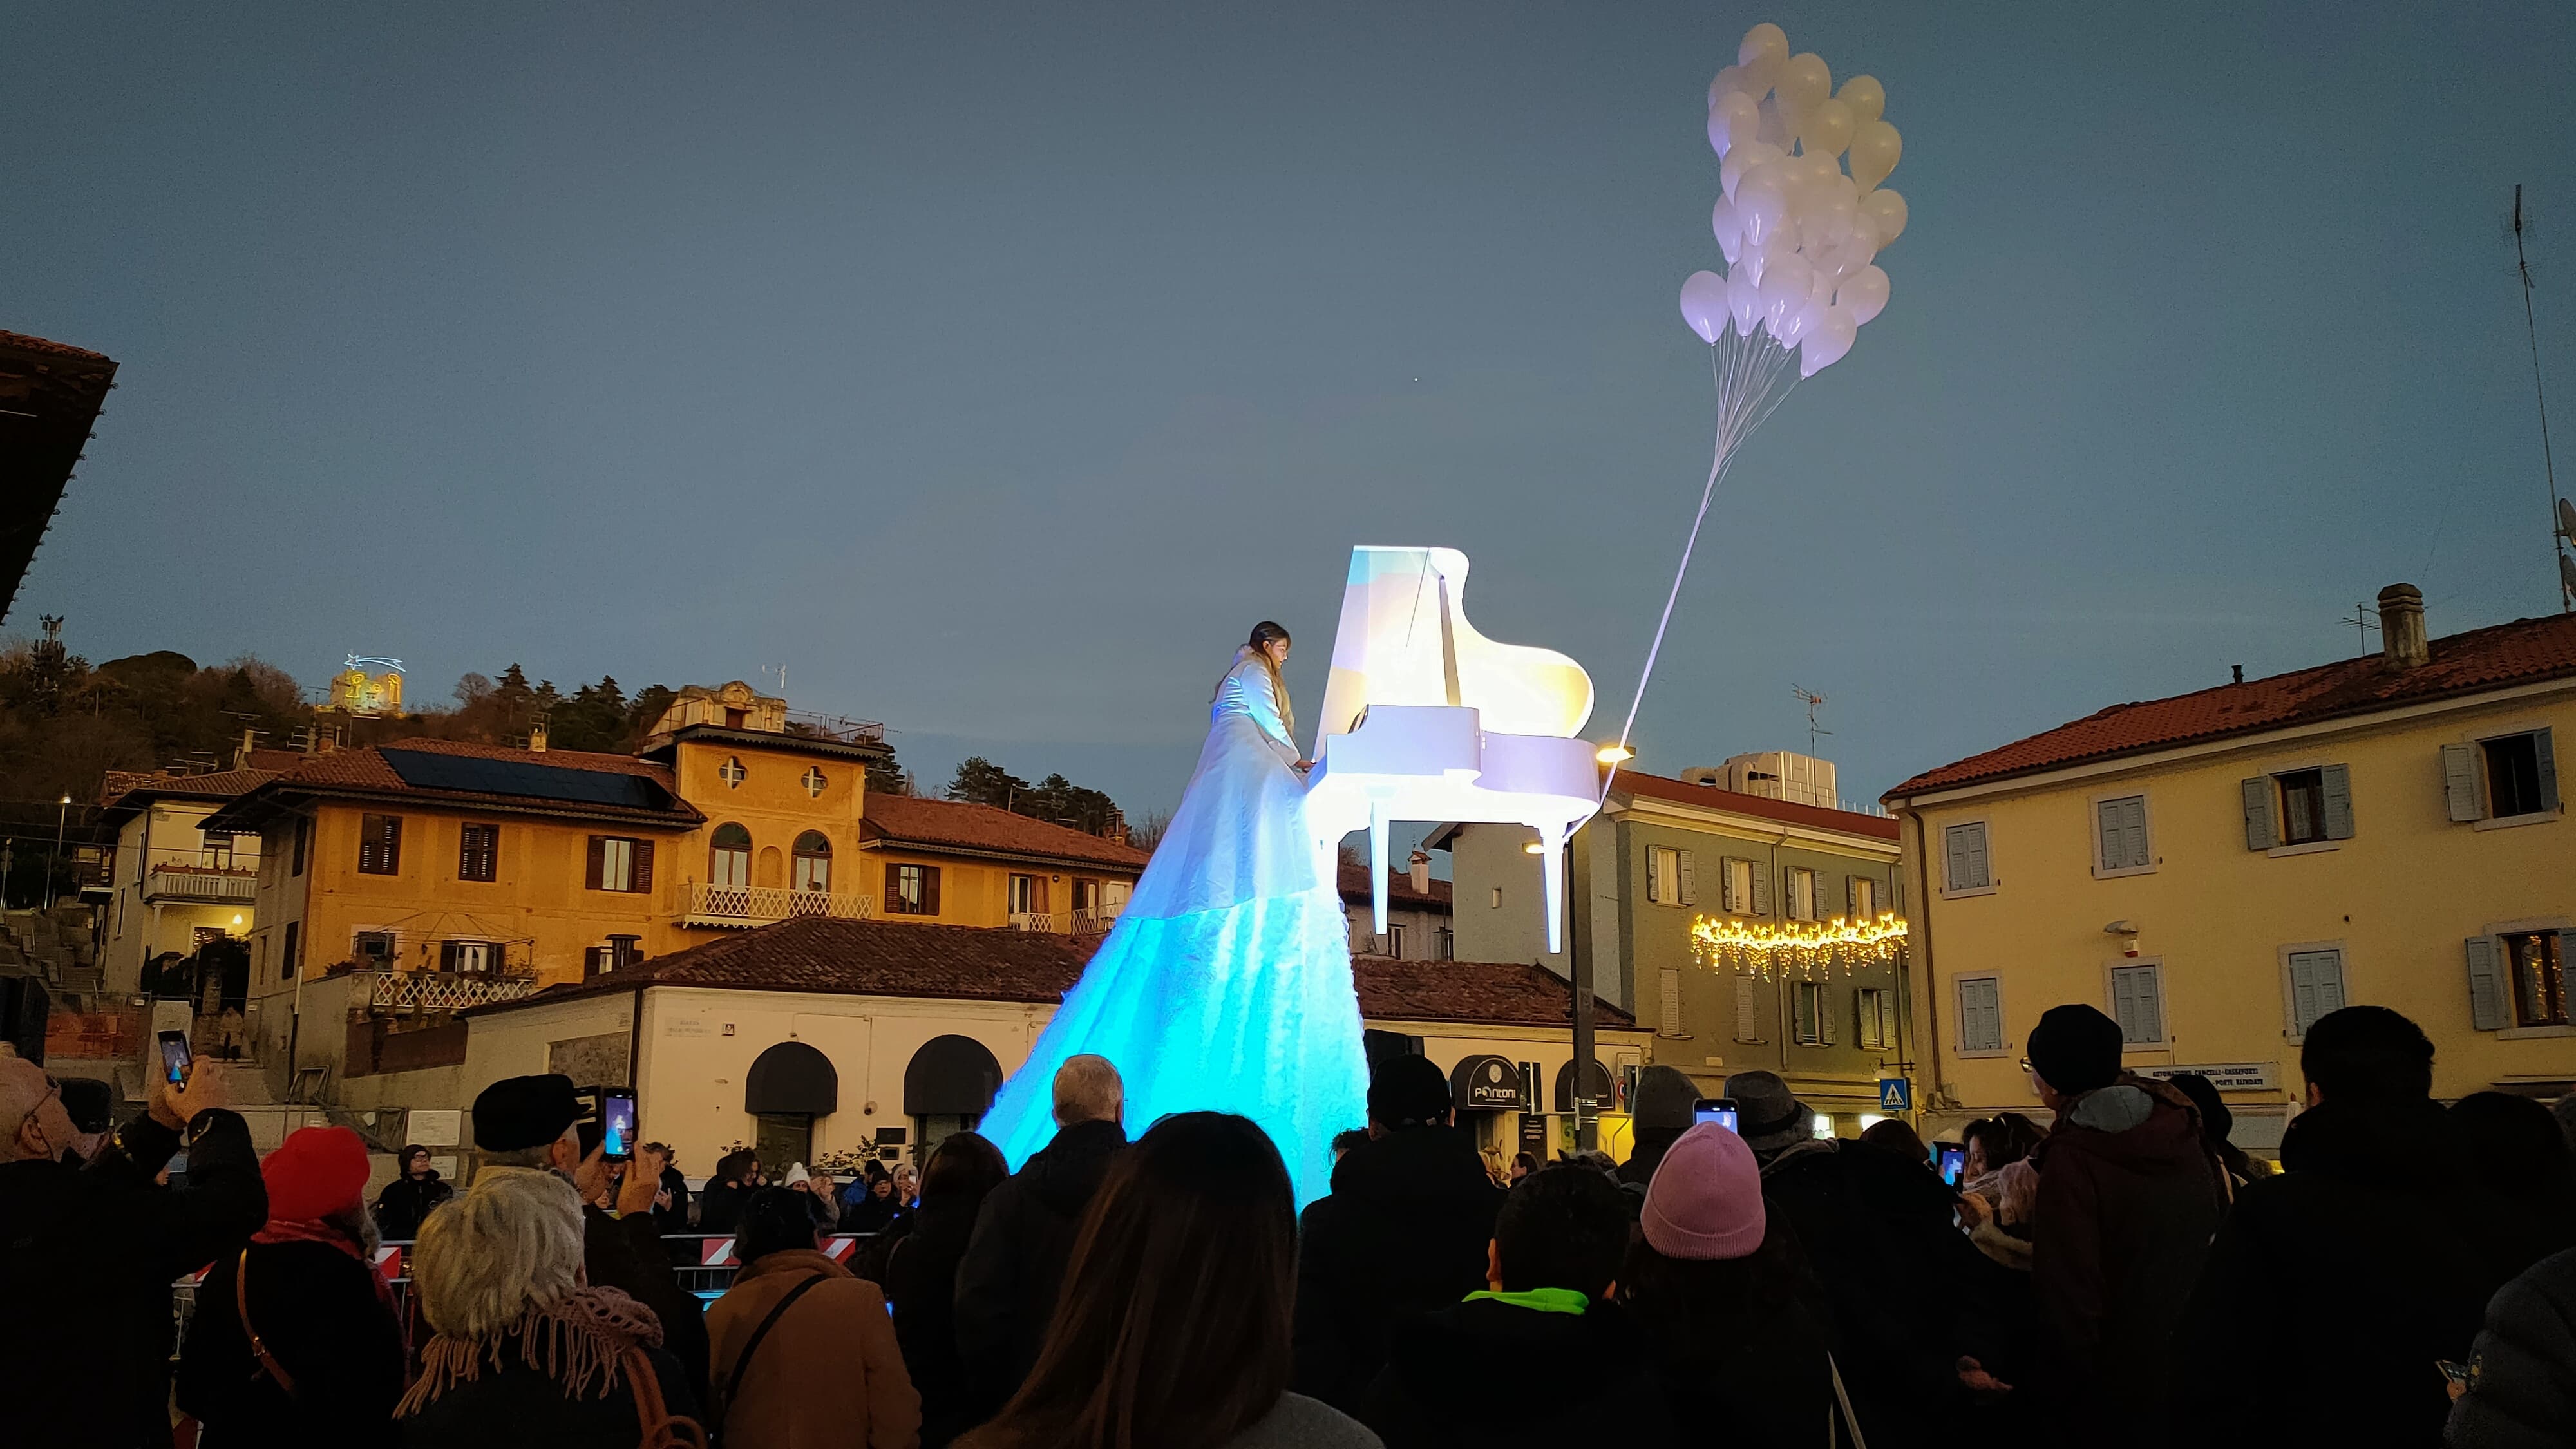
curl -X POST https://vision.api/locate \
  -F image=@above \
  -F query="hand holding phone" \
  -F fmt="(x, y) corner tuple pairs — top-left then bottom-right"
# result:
(1691, 1097), (1740, 1133)
(158, 1030), (194, 1087)
(601, 1088), (636, 1162)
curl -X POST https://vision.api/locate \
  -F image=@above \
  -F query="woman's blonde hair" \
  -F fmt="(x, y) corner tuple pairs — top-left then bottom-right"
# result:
(1218, 622), (1294, 741)
(412, 1168), (585, 1338)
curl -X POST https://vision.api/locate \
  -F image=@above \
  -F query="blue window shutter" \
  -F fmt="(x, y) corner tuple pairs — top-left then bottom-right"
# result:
(2287, 949), (2345, 1035)
(1960, 978), (2001, 1052)
(2321, 765), (2354, 840)
(2537, 730), (2559, 812)
(2465, 936), (2507, 1030)
(2240, 777), (2278, 850)
(2442, 744), (2484, 822)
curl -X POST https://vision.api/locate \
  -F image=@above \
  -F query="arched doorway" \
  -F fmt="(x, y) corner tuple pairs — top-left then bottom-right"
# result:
(904, 1034), (1004, 1161)
(746, 1040), (838, 1173)
(710, 823), (752, 888)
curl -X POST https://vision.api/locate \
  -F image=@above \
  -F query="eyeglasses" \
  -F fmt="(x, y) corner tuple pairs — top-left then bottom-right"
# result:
(2016, 1058), (2032, 1075)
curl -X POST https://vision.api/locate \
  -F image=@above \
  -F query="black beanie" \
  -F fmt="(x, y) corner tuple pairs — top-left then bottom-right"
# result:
(2027, 1005), (2123, 1095)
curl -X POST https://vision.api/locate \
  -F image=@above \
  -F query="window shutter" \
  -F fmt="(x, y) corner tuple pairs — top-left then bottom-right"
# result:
(2111, 969), (2139, 1039)
(1958, 978), (2000, 1052)
(491, 942), (507, 974)
(1956, 822), (1989, 889)
(2465, 936), (2507, 1030)
(1820, 985), (1839, 1045)
(1644, 849), (1661, 904)
(923, 866), (942, 914)
(1751, 860), (1772, 916)
(2098, 800), (2122, 869)
(586, 837), (605, 891)
(2320, 765), (2354, 840)
(1678, 851), (1696, 907)
(2442, 744), (2485, 822)
(1658, 968), (1683, 1036)
(2119, 799), (2149, 867)
(1720, 857), (1741, 913)
(886, 862), (902, 901)
(1846, 873), (1859, 914)
(1785, 867), (1803, 919)
(1735, 976), (1765, 1041)
(2537, 730), (2559, 812)
(2132, 967), (2162, 1043)
(2240, 777), (2278, 850)
(632, 840), (654, 894)
(1792, 982), (1814, 1043)
(2286, 949), (2346, 1036)
(1881, 990), (1901, 1050)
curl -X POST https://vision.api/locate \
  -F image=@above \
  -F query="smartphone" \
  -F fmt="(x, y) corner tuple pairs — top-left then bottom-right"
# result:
(1691, 1097), (1739, 1133)
(1937, 1144), (1966, 1187)
(157, 1030), (194, 1086)
(601, 1088), (637, 1162)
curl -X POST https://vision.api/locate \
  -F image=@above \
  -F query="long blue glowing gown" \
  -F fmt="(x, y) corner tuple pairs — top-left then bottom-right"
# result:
(974, 649), (1370, 1204)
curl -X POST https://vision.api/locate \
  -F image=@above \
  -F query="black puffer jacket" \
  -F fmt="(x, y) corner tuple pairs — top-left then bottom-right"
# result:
(372, 1170), (452, 1240)
(952, 1118), (1126, 1414)
(1291, 1126), (1504, 1413)
(2182, 1096), (2518, 1449)
(888, 1196), (989, 1447)
(2447, 1245), (2576, 1449)
(0, 1107), (267, 1449)
(1360, 1295), (1678, 1449)
(176, 1238), (408, 1448)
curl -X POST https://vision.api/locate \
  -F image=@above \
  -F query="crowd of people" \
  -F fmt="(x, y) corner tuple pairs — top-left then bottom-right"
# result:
(5, 997), (2574, 1448)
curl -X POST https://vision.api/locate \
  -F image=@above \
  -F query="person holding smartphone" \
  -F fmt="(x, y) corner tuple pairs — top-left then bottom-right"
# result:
(1, 1050), (266, 1449)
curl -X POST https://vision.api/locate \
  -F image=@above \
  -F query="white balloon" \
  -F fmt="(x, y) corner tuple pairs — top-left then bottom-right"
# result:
(1680, 270), (1729, 345)
(1775, 52), (1831, 129)
(1780, 297), (1820, 349)
(1756, 95), (1790, 149)
(1836, 74), (1885, 126)
(1727, 265), (1763, 336)
(1838, 264), (1891, 325)
(1808, 187), (1859, 251)
(1759, 253), (1814, 337)
(1801, 96), (1855, 158)
(1860, 187), (1909, 249)
(1738, 232), (1770, 287)
(1848, 119), (1903, 191)
(1816, 230), (1877, 284)
(1737, 23), (1788, 94)
(1736, 163), (1794, 247)
(1718, 91), (1760, 153)
(1720, 140), (1785, 201)
(1799, 305), (1859, 376)
(1707, 66), (1741, 111)
(1712, 195), (1743, 263)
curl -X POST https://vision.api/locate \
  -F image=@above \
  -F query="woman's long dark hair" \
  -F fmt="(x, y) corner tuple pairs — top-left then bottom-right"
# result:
(918, 1131), (1009, 1212)
(961, 1112), (1297, 1449)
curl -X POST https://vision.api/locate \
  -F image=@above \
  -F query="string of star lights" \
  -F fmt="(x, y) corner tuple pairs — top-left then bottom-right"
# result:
(1692, 910), (1908, 980)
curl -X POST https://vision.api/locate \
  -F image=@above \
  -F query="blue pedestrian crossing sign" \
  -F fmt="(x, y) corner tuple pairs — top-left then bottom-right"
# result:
(1877, 1077), (1912, 1112)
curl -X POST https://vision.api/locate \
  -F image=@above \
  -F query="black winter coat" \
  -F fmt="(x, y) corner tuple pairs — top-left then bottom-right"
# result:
(1291, 1126), (1504, 1414)
(0, 1107), (267, 1449)
(2181, 1096), (2521, 1449)
(581, 1204), (711, 1414)
(887, 1197), (988, 1447)
(372, 1170), (452, 1240)
(697, 1179), (752, 1233)
(176, 1238), (408, 1448)
(396, 1340), (701, 1449)
(2447, 1245), (2576, 1449)
(652, 1165), (690, 1236)
(952, 1117), (1127, 1414)
(1359, 1296), (1679, 1449)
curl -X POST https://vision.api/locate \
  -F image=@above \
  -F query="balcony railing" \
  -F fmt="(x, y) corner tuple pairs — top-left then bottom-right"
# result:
(1009, 911), (1056, 933)
(365, 970), (540, 1013)
(685, 881), (876, 928)
(1070, 904), (1124, 935)
(144, 849), (261, 904)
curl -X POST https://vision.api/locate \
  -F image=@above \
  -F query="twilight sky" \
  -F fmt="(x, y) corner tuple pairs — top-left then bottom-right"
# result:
(10, 3), (2575, 820)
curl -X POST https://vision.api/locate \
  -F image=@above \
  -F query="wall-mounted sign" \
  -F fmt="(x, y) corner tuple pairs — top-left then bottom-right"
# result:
(665, 1018), (711, 1038)
(2141, 1062), (2278, 1092)
(1449, 1054), (1524, 1110)
(407, 1109), (461, 1147)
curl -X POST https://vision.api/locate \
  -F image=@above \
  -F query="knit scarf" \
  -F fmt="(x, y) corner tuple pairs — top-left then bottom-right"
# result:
(252, 1215), (370, 1262)
(396, 1286), (665, 1417)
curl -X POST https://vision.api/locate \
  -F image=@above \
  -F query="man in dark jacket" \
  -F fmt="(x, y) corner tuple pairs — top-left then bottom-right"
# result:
(649, 1142), (691, 1234)
(2025, 1004), (2224, 1448)
(1292, 1052), (1504, 1413)
(696, 1148), (761, 1233)
(0, 1053), (268, 1449)
(953, 1054), (1127, 1415)
(470, 1074), (712, 1411)
(372, 1142), (453, 1239)
(1612, 1065), (1699, 1200)
(2181, 1006), (2514, 1449)
(1361, 1164), (1678, 1448)
(1724, 1069), (1975, 1449)
(2447, 1244), (2576, 1448)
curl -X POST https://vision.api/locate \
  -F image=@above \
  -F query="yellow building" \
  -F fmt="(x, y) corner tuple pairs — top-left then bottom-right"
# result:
(1883, 587), (2574, 1150)
(95, 754), (298, 998)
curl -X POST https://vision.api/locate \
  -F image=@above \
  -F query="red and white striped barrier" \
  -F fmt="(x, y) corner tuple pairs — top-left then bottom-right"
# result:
(700, 1237), (737, 1267)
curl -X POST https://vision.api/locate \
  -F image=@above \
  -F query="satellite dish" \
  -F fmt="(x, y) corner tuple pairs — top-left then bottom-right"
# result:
(2561, 551), (2576, 600)
(2559, 496), (2576, 542)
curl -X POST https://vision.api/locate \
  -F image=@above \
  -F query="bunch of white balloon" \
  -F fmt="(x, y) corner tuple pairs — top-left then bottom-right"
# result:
(1605, 23), (1913, 784)
(1680, 22), (1905, 379)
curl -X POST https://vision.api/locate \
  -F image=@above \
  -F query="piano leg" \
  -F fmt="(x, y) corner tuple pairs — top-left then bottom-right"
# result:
(1369, 802), (1391, 937)
(1538, 823), (1570, 956)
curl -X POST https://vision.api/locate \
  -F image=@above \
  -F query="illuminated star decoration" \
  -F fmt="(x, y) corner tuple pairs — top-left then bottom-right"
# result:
(1693, 910), (1908, 980)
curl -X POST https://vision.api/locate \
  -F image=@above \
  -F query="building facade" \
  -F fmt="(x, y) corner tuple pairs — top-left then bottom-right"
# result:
(96, 759), (293, 998)
(1437, 768), (1906, 1133)
(1338, 854), (1455, 961)
(1883, 587), (2575, 1148)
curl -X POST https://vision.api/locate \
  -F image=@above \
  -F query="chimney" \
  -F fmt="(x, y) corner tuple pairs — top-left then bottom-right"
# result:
(2230, 664), (2243, 685)
(234, 726), (254, 771)
(1407, 849), (1432, 894)
(527, 717), (549, 753)
(2377, 583), (2429, 672)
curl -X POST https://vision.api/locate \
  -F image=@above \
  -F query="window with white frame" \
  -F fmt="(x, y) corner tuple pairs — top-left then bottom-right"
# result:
(354, 930), (398, 968)
(1955, 976), (2003, 1054)
(2244, 765), (2354, 848)
(2109, 962), (2166, 1044)
(2443, 731), (2560, 824)
(1386, 923), (1408, 959)
(1734, 976), (1768, 1043)
(1646, 846), (1692, 906)
(441, 939), (502, 976)
(2095, 795), (2151, 873)
(1857, 985), (1897, 1049)
(1721, 856), (1757, 914)
(1943, 822), (1991, 893)
(1849, 875), (1877, 919)
(2282, 946), (2347, 1038)
(1792, 980), (1832, 1046)
(1786, 867), (1820, 920)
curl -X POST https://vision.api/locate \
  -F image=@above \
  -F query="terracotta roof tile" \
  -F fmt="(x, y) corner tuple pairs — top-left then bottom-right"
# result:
(1886, 611), (2576, 799)
(862, 794), (1149, 871)
(0, 330), (114, 365)
(1612, 771), (1901, 841)
(1337, 861), (1454, 909)
(101, 766), (281, 811)
(469, 917), (1629, 1030)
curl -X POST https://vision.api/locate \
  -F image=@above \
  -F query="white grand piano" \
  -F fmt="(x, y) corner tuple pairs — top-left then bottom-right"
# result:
(1305, 547), (1605, 953)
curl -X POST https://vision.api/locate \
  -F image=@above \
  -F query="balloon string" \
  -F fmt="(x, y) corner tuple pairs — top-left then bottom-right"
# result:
(1602, 336), (1796, 805)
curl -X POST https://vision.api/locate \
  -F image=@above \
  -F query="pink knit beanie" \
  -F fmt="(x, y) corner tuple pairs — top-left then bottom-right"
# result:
(1640, 1122), (1767, 1260)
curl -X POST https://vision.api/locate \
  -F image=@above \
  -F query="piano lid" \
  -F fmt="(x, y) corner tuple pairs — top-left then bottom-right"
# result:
(1312, 547), (1595, 751)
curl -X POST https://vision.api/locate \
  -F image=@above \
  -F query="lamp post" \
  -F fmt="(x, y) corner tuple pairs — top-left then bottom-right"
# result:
(45, 793), (70, 911)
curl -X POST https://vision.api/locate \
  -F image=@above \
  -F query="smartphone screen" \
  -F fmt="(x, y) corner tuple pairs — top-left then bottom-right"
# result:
(1938, 1145), (1966, 1186)
(1691, 1097), (1739, 1133)
(158, 1030), (193, 1086)
(601, 1090), (637, 1161)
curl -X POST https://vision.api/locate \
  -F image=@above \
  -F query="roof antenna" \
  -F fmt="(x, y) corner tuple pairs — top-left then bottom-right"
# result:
(1790, 684), (1832, 757)
(761, 663), (788, 697)
(2345, 601), (2382, 653)
(2510, 185), (2573, 612)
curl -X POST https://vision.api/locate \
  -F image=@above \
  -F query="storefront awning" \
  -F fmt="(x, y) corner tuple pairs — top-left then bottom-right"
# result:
(746, 1040), (838, 1116)
(1448, 1054), (1524, 1112)
(1553, 1057), (1615, 1113)
(904, 1033), (1005, 1116)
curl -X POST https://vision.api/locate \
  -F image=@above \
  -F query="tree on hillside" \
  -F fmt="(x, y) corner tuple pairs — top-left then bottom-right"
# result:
(547, 676), (629, 752)
(944, 755), (1126, 835)
(947, 756), (1030, 809)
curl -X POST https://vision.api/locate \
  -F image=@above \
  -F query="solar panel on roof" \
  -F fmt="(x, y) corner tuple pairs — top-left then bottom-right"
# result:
(378, 749), (674, 811)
